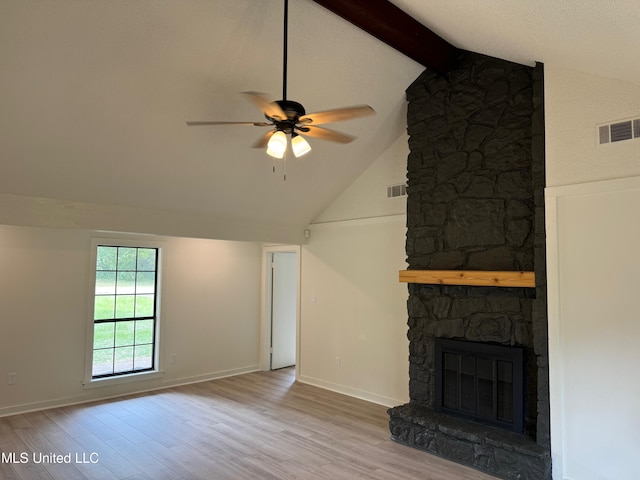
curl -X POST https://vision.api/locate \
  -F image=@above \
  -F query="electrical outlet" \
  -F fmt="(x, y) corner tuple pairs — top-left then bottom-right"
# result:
(335, 357), (341, 367)
(170, 354), (177, 365)
(8, 373), (16, 385)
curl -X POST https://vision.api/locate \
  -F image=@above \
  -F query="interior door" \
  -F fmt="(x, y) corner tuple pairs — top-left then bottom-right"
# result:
(270, 252), (297, 370)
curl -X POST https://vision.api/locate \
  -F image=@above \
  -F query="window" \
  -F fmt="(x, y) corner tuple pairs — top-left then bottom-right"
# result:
(91, 245), (159, 378)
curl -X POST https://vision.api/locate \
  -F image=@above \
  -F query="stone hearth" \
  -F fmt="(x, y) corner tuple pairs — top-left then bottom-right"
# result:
(389, 405), (549, 479)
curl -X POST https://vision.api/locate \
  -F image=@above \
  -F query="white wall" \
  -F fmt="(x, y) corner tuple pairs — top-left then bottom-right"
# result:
(545, 65), (640, 480)
(299, 217), (409, 406)
(299, 134), (410, 406)
(545, 66), (640, 187)
(0, 225), (262, 416)
(313, 133), (410, 223)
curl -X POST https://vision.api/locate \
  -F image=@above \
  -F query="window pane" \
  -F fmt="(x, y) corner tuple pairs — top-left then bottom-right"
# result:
(117, 247), (137, 271)
(134, 344), (153, 370)
(115, 295), (135, 318)
(96, 246), (117, 271)
(135, 319), (154, 344)
(115, 321), (135, 347)
(136, 272), (155, 294)
(92, 245), (158, 379)
(114, 347), (134, 373)
(135, 294), (155, 317)
(95, 271), (116, 295)
(116, 271), (136, 294)
(137, 248), (156, 271)
(92, 349), (114, 376)
(93, 322), (115, 349)
(94, 295), (115, 320)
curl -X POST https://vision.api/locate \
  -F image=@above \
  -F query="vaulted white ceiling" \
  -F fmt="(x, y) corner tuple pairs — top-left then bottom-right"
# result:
(396, 0), (640, 84)
(1, 0), (638, 242)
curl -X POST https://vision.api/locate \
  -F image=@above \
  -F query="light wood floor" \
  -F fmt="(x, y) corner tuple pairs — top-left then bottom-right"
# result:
(0, 369), (500, 479)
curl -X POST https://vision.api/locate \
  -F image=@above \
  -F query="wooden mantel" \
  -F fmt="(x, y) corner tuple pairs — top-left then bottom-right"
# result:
(399, 270), (535, 288)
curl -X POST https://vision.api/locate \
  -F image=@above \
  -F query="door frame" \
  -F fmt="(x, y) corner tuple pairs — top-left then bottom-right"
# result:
(260, 245), (301, 377)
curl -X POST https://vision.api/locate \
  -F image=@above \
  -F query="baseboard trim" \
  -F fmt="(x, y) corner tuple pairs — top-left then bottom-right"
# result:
(297, 374), (405, 408)
(0, 365), (259, 418)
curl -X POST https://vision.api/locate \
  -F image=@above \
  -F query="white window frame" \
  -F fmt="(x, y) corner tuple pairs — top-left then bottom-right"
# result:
(83, 237), (165, 388)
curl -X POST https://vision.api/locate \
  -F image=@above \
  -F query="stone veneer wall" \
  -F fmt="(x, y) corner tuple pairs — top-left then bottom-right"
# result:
(388, 51), (551, 480)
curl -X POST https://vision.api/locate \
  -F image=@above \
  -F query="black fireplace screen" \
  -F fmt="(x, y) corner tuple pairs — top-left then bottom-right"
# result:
(434, 339), (524, 433)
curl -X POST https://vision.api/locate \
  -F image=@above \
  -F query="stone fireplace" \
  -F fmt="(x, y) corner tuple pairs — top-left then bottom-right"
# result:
(387, 51), (551, 480)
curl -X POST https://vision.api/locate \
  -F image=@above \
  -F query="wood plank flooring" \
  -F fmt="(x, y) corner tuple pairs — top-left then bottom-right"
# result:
(0, 369), (500, 479)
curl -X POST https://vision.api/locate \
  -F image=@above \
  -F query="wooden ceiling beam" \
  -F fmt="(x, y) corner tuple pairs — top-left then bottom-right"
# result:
(311, 0), (458, 74)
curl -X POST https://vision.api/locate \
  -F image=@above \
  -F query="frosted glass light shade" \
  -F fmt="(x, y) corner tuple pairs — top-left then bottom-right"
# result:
(291, 134), (311, 157)
(266, 131), (287, 158)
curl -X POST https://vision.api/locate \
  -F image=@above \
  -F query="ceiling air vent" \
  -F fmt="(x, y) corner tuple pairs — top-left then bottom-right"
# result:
(598, 117), (640, 145)
(387, 183), (407, 198)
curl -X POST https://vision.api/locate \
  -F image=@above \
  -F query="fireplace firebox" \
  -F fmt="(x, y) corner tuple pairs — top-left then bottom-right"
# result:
(435, 339), (524, 433)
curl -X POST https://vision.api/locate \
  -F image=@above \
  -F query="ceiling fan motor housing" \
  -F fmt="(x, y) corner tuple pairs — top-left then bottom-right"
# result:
(267, 100), (307, 133)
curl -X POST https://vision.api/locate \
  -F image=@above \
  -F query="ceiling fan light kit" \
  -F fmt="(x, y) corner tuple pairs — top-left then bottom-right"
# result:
(267, 131), (288, 159)
(291, 133), (311, 157)
(186, 0), (375, 172)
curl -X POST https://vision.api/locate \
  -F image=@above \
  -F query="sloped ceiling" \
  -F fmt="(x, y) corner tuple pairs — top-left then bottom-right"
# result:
(0, 0), (423, 243)
(395, 0), (640, 84)
(1, 0), (639, 243)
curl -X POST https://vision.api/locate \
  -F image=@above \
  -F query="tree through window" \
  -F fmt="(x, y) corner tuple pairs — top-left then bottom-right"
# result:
(92, 246), (158, 378)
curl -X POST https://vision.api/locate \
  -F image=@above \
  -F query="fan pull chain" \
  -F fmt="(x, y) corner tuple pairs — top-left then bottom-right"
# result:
(272, 152), (287, 180)
(283, 150), (287, 181)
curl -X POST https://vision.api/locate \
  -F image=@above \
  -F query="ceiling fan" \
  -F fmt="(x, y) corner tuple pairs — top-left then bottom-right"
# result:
(186, 0), (375, 160)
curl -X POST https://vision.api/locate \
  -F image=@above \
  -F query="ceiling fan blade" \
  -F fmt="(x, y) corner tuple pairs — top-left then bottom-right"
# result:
(252, 130), (276, 148)
(301, 125), (355, 144)
(186, 121), (271, 126)
(299, 105), (375, 125)
(242, 91), (287, 121)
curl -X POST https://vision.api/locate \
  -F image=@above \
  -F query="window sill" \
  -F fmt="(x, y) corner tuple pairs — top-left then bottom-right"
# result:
(82, 370), (165, 389)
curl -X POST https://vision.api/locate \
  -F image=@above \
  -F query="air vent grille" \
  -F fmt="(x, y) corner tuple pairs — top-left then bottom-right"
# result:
(387, 183), (407, 198)
(598, 117), (640, 145)
(610, 121), (633, 142)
